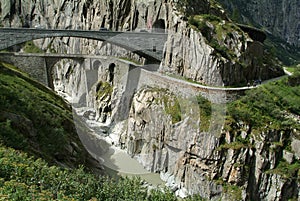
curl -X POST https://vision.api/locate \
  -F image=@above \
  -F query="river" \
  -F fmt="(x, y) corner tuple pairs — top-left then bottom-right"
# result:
(72, 106), (165, 186)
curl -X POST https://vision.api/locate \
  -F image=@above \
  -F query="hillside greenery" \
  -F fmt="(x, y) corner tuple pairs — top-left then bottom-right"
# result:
(221, 69), (300, 190)
(0, 62), (88, 167)
(0, 62), (206, 200)
(188, 14), (243, 61)
(0, 144), (179, 201)
(227, 71), (300, 132)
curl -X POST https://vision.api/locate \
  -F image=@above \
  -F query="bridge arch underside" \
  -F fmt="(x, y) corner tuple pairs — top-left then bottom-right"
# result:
(51, 57), (117, 107)
(50, 58), (85, 103)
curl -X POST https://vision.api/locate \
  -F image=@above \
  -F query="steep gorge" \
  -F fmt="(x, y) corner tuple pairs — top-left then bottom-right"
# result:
(49, 57), (300, 200)
(0, 0), (299, 200)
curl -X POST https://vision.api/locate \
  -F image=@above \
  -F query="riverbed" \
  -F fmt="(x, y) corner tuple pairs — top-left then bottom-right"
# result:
(72, 106), (165, 186)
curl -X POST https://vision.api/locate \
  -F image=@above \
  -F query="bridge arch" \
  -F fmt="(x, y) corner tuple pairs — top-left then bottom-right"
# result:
(108, 63), (116, 83)
(0, 28), (167, 62)
(44, 56), (84, 89)
(93, 60), (102, 71)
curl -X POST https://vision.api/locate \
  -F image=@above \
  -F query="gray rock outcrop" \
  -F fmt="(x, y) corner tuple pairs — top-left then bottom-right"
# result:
(118, 85), (299, 200)
(218, 0), (300, 48)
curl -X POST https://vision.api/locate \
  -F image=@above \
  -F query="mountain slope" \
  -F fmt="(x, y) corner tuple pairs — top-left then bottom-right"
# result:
(0, 62), (91, 167)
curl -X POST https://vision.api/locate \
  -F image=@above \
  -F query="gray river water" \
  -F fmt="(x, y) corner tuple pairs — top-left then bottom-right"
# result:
(72, 106), (164, 186)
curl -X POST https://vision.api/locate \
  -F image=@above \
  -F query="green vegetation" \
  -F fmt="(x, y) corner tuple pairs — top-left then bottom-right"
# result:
(22, 41), (44, 53)
(265, 160), (300, 180)
(188, 14), (243, 61)
(287, 67), (300, 87)
(162, 94), (182, 124)
(196, 95), (212, 131)
(0, 62), (87, 166)
(218, 141), (250, 150)
(223, 184), (242, 201)
(0, 144), (181, 200)
(227, 75), (300, 131)
(96, 81), (113, 100)
(0, 142), (206, 200)
(217, 66), (300, 193)
(175, 0), (223, 17)
(285, 67), (298, 74)
(215, 179), (242, 200)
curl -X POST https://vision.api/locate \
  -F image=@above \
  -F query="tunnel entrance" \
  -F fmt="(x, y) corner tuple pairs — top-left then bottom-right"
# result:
(152, 19), (165, 33)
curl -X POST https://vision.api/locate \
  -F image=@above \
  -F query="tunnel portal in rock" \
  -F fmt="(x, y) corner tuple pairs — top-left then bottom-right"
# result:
(153, 19), (166, 33)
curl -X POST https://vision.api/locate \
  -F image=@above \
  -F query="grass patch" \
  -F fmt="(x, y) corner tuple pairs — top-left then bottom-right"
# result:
(0, 62), (86, 166)
(265, 160), (300, 180)
(214, 179), (242, 200)
(197, 95), (212, 131)
(162, 94), (182, 124)
(218, 141), (251, 150)
(96, 81), (113, 100)
(22, 41), (44, 53)
(223, 184), (242, 200)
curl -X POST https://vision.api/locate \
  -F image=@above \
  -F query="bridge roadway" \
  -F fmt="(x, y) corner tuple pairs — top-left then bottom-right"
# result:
(0, 52), (289, 104)
(0, 52), (256, 103)
(0, 28), (167, 62)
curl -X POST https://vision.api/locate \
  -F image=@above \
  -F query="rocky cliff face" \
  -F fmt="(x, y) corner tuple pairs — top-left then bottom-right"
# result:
(118, 84), (300, 200)
(217, 0), (300, 48)
(48, 56), (300, 200)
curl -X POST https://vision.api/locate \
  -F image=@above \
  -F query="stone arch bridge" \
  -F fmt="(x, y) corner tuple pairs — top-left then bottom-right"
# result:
(0, 52), (253, 106)
(0, 28), (167, 62)
(0, 52), (144, 111)
(0, 51), (260, 128)
(0, 52), (128, 89)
